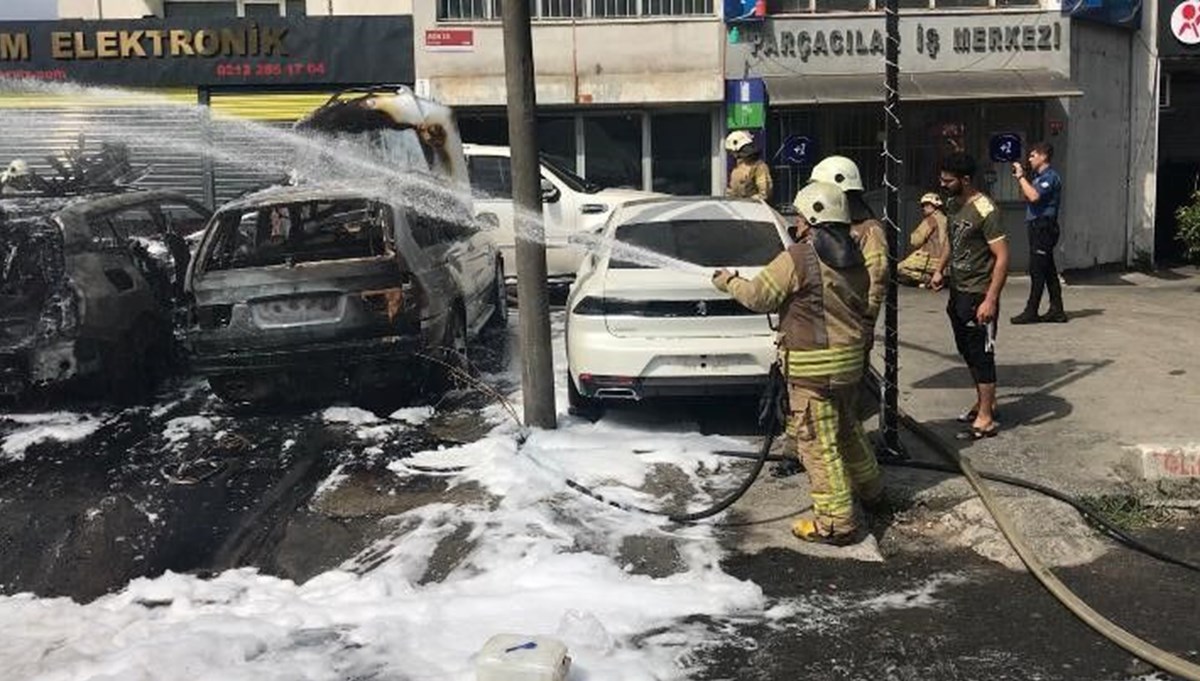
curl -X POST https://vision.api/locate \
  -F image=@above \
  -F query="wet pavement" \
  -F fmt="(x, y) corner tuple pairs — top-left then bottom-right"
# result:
(1, 315), (1198, 680)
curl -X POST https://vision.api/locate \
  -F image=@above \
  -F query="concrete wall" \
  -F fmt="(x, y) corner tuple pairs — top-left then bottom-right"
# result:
(1127, 0), (1159, 265)
(412, 5), (724, 106)
(1063, 21), (1132, 270)
(312, 0), (412, 15)
(59, 0), (161, 19)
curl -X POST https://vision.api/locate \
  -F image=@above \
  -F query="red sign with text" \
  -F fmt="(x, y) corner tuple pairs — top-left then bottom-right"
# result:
(424, 29), (473, 51)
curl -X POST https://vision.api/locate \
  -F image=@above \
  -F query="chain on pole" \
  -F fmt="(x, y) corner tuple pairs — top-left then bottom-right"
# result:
(879, 0), (905, 457)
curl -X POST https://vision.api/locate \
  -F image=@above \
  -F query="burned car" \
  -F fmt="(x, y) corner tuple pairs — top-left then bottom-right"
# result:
(0, 190), (212, 401)
(183, 185), (506, 404)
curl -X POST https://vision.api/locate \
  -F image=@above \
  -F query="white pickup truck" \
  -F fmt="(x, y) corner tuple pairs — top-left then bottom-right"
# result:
(464, 144), (659, 285)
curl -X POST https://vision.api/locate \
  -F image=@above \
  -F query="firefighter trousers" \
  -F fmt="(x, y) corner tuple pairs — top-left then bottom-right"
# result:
(787, 381), (883, 535)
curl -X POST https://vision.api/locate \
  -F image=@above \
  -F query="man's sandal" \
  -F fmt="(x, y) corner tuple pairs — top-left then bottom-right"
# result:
(956, 423), (1000, 440)
(957, 407), (1000, 424)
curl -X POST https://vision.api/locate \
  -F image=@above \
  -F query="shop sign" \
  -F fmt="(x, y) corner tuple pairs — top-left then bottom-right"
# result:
(751, 21), (1062, 63)
(728, 13), (1069, 77)
(1062, 0), (1142, 31)
(778, 135), (817, 166)
(1170, 0), (1200, 44)
(424, 28), (473, 52)
(725, 78), (765, 129)
(0, 16), (413, 86)
(988, 133), (1022, 163)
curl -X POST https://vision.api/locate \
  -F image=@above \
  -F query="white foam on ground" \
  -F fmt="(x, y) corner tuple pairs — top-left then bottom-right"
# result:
(0, 412), (107, 461)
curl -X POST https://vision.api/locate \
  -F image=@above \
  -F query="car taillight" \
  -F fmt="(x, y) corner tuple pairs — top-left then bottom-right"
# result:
(360, 286), (408, 322)
(196, 304), (233, 329)
(572, 296), (606, 316)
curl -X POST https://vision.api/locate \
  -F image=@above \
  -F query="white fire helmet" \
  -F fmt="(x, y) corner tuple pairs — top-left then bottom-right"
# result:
(810, 155), (864, 192)
(1, 159), (30, 184)
(724, 130), (755, 154)
(793, 181), (850, 226)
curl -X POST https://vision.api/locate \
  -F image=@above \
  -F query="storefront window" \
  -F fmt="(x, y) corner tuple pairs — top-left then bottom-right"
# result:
(583, 115), (643, 189)
(538, 116), (577, 173)
(815, 0), (871, 12)
(164, 2), (237, 17)
(651, 113), (710, 195)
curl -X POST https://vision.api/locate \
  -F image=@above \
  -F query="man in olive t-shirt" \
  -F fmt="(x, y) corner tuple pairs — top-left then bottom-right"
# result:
(930, 152), (1010, 439)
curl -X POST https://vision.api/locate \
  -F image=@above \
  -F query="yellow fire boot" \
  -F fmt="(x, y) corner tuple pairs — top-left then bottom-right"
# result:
(791, 518), (859, 546)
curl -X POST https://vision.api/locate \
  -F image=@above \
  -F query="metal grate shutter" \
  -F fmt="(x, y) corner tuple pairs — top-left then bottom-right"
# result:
(0, 91), (207, 203)
(207, 92), (334, 205)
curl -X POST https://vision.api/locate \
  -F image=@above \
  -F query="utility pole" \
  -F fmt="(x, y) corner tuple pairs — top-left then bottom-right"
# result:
(879, 0), (905, 458)
(502, 0), (557, 429)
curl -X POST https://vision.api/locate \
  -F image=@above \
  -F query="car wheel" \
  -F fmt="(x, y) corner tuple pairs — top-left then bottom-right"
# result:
(485, 263), (509, 330)
(430, 305), (469, 393)
(567, 374), (603, 421)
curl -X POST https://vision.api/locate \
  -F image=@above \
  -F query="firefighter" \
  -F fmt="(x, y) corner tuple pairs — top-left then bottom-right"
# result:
(810, 156), (886, 330)
(0, 159), (32, 194)
(712, 181), (883, 545)
(725, 131), (773, 201)
(897, 192), (949, 287)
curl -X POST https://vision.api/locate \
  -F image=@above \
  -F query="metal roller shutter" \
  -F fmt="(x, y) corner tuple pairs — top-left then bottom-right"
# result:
(207, 92), (334, 205)
(0, 90), (207, 203)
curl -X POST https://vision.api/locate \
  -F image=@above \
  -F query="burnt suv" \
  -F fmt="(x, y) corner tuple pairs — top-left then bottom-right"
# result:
(0, 190), (211, 401)
(183, 185), (506, 404)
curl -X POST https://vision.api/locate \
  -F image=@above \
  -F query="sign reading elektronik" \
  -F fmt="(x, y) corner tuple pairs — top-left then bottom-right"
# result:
(0, 16), (414, 86)
(726, 12), (1070, 77)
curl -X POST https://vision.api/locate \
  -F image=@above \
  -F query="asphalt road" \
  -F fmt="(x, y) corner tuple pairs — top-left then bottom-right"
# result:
(1, 317), (1197, 680)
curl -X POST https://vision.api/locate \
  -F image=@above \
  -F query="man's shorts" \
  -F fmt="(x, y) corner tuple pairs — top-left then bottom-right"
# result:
(947, 289), (997, 385)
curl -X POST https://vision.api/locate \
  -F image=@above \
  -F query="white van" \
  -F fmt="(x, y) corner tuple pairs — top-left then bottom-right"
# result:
(464, 144), (659, 284)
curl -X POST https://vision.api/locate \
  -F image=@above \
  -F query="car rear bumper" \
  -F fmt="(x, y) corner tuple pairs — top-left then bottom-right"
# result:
(188, 334), (424, 375)
(500, 244), (581, 284)
(578, 373), (767, 401)
(567, 316), (775, 400)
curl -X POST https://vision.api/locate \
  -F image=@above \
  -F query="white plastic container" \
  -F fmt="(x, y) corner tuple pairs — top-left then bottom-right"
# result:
(475, 634), (571, 681)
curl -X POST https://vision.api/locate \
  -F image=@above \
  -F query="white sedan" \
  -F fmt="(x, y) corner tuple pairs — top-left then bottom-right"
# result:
(565, 197), (793, 416)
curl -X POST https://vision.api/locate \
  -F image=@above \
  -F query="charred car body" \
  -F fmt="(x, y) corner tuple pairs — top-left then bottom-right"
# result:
(183, 87), (506, 404)
(1, 189), (211, 400)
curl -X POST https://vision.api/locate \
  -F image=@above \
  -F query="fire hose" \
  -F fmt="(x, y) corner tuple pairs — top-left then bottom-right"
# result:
(549, 366), (1200, 680)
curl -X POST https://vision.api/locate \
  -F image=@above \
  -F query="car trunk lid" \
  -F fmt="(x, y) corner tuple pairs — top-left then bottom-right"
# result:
(600, 269), (771, 339)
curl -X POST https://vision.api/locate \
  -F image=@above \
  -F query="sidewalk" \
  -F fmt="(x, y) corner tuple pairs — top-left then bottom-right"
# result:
(873, 266), (1200, 498)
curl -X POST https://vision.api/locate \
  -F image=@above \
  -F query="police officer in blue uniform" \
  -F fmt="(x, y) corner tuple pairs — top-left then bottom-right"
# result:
(1011, 141), (1067, 324)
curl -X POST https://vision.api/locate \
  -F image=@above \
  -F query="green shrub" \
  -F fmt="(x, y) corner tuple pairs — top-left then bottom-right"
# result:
(1175, 190), (1200, 264)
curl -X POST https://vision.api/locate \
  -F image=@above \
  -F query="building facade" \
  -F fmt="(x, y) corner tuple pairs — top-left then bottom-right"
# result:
(413, 1), (726, 196)
(0, 0), (1162, 270)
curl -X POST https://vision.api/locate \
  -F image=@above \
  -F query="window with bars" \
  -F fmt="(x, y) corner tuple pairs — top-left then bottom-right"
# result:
(436, 0), (713, 20)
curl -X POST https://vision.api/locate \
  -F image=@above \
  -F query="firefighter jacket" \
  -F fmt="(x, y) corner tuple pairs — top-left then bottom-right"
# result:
(727, 159), (773, 201)
(716, 226), (871, 389)
(851, 218), (887, 326)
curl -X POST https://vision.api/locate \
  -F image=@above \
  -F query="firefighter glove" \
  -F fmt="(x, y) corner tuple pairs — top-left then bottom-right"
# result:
(712, 269), (738, 291)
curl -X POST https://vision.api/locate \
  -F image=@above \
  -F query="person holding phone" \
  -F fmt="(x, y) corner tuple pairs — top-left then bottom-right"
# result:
(1010, 142), (1067, 324)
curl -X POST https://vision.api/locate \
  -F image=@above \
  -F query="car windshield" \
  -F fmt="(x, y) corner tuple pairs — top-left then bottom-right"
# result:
(201, 198), (391, 272)
(540, 154), (603, 194)
(609, 219), (783, 269)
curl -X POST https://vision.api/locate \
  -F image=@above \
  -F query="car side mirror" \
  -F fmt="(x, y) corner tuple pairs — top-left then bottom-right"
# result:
(541, 179), (561, 204)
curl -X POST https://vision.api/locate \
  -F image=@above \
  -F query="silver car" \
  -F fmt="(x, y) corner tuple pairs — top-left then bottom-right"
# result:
(184, 185), (506, 404)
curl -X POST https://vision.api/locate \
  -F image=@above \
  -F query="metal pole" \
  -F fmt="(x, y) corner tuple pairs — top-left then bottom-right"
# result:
(880, 0), (904, 456)
(198, 87), (216, 210)
(502, 0), (557, 429)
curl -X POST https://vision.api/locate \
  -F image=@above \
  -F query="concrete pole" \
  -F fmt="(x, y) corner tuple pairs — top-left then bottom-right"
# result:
(501, 0), (557, 429)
